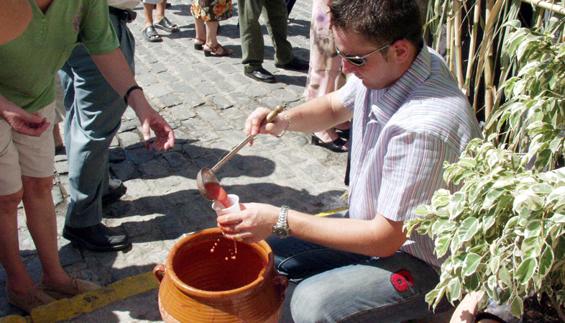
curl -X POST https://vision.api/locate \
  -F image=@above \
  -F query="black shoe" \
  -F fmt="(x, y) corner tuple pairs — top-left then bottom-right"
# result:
(311, 135), (348, 153)
(275, 57), (309, 72)
(244, 66), (276, 83)
(102, 178), (127, 207)
(63, 223), (131, 252)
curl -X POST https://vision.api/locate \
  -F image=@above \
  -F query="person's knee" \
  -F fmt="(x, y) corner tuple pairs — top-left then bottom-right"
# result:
(290, 283), (333, 323)
(0, 190), (24, 212)
(22, 176), (53, 195)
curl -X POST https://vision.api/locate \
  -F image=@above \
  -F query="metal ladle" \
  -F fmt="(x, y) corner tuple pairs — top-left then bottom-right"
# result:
(196, 105), (285, 200)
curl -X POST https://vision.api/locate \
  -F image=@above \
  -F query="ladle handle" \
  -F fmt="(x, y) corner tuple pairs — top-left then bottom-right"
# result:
(210, 105), (284, 173)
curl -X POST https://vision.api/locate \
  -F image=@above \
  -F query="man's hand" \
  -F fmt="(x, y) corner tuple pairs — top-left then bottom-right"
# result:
(0, 99), (50, 136)
(137, 107), (175, 151)
(216, 202), (279, 243)
(244, 107), (289, 145)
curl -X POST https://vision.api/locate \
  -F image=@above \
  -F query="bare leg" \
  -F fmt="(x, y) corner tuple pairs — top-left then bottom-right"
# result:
(21, 176), (72, 287)
(143, 3), (155, 27)
(0, 189), (36, 295)
(194, 17), (206, 43)
(52, 124), (63, 148)
(156, 0), (166, 21)
(205, 21), (219, 48)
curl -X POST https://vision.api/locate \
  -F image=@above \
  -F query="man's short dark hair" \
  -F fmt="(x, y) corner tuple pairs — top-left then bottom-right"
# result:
(330, 0), (423, 49)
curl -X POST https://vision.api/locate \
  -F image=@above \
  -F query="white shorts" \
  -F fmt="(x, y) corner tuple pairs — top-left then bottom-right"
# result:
(0, 102), (56, 195)
(142, 0), (163, 4)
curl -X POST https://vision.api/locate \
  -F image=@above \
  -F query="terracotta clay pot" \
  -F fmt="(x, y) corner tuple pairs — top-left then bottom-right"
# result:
(154, 228), (287, 323)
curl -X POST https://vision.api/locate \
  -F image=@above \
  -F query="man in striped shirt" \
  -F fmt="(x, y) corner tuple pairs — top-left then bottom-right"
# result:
(217, 0), (481, 321)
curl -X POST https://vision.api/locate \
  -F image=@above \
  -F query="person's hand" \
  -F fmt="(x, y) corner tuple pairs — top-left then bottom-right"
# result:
(245, 107), (289, 145)
(216, 202), (279, 243)
(0, 99), (49, 136)
(136, 107), (175, 151)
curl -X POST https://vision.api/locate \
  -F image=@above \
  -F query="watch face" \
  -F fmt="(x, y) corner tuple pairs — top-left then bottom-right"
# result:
(273, 227), (288, 237)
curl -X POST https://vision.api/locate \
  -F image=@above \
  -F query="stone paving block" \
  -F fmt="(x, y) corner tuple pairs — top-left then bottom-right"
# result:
(124, 147), (156, 165)
(110, 160), (139, 181)
(117, 130), (141, 148)
(138, 159), (170, 178)
(166, 104), (196, 121)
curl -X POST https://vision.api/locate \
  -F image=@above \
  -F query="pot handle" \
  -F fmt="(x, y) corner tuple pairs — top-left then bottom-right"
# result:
(153, 263), (166, 283)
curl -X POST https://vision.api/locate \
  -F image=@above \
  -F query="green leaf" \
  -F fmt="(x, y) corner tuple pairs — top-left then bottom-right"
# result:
(539, 247), (554, 277)
(510, 296), (524, 318)
(489, 256), (500, 273)
(457, 217), (480, 243)
(431, 190), (450, 209)
(516, 257), (537, 285)
(482, 189), (505, 210)
(434, 235), (451, 258)
(463, 253), (481, 277)
(498, 266), (512, 288)
(524, 220), (542, 239)
(447, 278), (462, 302)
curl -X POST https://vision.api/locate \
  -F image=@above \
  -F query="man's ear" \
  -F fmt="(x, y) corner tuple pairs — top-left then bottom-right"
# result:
(390, 39), (412, 64)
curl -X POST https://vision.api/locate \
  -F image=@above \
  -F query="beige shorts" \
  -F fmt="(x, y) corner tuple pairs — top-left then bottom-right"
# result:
(142, 0), (163, 4)
(0, 102), (56, 195)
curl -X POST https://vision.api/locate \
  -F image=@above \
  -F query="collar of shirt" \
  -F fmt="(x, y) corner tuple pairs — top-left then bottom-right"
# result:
(369, 47), (432, 123)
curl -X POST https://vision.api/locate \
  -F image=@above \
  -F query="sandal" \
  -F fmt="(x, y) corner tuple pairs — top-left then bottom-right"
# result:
(194, 38), (205, 50)
(143, 25), (162, 42)
(154, 17), (179, 33)
(203, 44), (233, 57)
(311, 134), (348, 153)
(39, 278), (101, 299)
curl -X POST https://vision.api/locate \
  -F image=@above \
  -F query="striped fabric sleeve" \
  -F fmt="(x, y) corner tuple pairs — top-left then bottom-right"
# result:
(336, 76), (362, 112)
(377, 131), (459, 222)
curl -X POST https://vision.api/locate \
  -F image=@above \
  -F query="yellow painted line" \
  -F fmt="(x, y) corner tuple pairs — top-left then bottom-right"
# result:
(1, 271), (158, 323)
(1, 207), (348, 322)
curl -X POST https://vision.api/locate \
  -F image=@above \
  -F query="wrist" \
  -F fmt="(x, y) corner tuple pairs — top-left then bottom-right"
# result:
(276, 112), (291, 138)
(124, 84), (143, 105)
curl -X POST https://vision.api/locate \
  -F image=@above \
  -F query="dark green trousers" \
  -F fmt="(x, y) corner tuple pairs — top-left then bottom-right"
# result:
(238, 0), (294, 68)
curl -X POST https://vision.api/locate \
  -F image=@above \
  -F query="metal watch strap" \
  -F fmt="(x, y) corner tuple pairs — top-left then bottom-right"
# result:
(272, 205), (290, 238)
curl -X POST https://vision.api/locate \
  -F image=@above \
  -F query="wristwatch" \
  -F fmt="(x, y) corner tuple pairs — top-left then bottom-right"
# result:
(272, 205), (290, 238)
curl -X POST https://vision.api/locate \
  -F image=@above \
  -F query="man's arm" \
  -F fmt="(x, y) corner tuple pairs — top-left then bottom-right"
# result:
(218, 204), (407, 257)
(91, 48), (175, 150)
(245, 91), (352, 137)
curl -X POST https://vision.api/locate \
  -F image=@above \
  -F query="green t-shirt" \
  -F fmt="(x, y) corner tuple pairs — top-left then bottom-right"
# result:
(0, 0), (119, 112)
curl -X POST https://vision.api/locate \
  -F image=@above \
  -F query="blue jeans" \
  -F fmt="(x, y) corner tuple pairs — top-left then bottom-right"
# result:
(58, 13), (135, 228)
(268, 237), (442, 323)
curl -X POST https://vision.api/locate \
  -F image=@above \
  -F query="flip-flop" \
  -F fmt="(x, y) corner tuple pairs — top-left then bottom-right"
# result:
(154, 17), (179, 33)
(143, 26), (162, 42)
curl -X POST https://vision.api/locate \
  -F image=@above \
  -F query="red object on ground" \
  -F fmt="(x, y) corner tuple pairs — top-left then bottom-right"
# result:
(204, 182), (231, 208)
(390, 269), (414, 293)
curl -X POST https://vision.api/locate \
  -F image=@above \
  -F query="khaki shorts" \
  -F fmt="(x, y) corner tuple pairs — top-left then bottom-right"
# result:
(0, 102), (56, 195)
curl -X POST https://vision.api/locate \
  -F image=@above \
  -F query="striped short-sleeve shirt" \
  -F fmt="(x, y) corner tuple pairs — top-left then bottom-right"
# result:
(337, 46), (482, 268)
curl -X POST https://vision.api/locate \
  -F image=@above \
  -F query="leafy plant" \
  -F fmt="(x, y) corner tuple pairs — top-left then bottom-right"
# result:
(405, 140), (564, 317)
(407, 21), (565, 319)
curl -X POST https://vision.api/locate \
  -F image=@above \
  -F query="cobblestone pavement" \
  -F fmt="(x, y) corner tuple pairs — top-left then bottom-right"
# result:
(0, 0), (349, 321)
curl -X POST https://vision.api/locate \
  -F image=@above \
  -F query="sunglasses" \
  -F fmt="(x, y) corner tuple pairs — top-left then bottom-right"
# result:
(335, 43), (390, 67)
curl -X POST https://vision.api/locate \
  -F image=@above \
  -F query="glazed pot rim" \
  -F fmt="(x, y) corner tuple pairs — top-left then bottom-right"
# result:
(165, 227), (274, 298)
